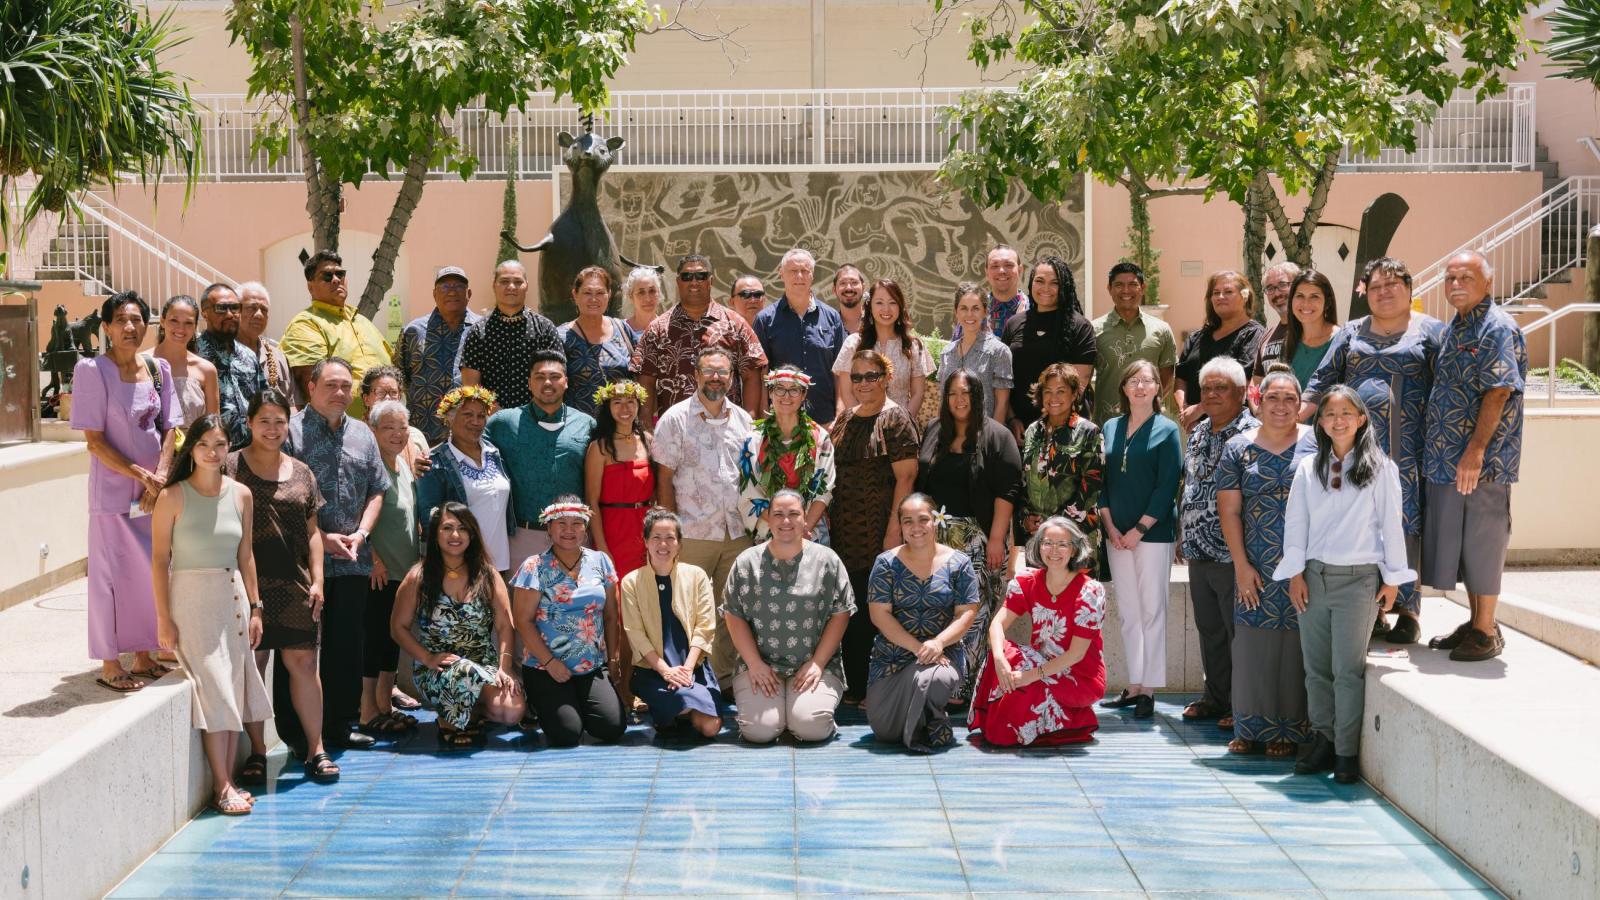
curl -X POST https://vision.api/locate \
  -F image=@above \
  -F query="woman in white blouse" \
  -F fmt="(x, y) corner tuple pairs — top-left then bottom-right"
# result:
(416, 387), (515, 574)
(832, 279), (934, 421)
(1274, 385), (1413, 786)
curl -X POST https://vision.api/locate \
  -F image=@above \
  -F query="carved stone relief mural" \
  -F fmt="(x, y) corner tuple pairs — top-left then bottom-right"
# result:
(562, 170), (1085, 336)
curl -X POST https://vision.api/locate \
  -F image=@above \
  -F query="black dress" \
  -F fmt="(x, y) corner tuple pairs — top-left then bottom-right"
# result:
(630, 573), (722, 726)
(1001, 305), (1097, 426)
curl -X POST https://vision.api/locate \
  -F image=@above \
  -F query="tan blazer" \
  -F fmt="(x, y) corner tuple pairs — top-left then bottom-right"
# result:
(619, 562), (717, 668)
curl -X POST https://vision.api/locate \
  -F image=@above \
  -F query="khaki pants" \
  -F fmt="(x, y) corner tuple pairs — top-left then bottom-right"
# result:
(731, 670), (843, 743)
(678, 535), (752, 681)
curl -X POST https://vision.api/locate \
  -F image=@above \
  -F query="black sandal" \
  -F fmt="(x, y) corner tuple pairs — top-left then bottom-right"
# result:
(305, 752), (341, 783)
(437, 725), (475, 748)
(360, 712), (410, 735)
(238, 753), (268, 786)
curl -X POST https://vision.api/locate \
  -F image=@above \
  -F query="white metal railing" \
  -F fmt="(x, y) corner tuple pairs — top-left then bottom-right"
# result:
(1518, 303), (1600, 407)
(174, 85), (1533, 181)
(1340, 84), (1536, 172)
(1413, 176), (1600, 319)
(35, 192), (235, 301)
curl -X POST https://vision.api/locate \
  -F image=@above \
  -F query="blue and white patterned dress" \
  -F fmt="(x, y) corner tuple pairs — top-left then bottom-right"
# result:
(559, 317), (636, 416)
(1216, 432), (1312, 745)
(510, 547), (617, 675)
(1305, 314), (1445, 615)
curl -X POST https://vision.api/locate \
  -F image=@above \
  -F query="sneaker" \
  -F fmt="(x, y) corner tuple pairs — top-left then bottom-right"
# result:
(1428, 622), (1472, 651)
(1385, 614), (1420, 645)
(1449, 627), (1503, 662)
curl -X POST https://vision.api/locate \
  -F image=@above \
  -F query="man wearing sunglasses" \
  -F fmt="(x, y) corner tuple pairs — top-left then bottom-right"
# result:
(197, 281), (266, 448)
(633, 254), (767, 422)
(728, 273), (767, 329)
(753, 248), (845, 425)
(281, 250), (393, 420)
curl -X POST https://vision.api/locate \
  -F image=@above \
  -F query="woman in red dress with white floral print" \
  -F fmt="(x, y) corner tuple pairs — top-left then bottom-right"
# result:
(969, 516), (1107, 746)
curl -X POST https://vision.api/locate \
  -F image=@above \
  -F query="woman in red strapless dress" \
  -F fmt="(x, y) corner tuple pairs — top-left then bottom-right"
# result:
(585, 381), (658, 711)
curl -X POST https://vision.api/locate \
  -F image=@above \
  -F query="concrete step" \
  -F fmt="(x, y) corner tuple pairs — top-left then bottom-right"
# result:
(1363, 596), (1600, 900)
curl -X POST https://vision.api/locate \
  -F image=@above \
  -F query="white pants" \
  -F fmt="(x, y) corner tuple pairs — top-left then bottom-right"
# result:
(1107, 541), (1172, 688)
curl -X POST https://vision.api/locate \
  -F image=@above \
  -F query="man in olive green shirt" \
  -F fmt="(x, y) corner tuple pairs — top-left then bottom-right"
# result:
(1091, 262), (1177, 423)
(281, 250), (393, 420)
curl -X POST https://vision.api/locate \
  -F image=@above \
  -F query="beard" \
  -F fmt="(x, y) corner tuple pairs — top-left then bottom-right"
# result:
(700, 385), (729, 403)
(838, 294), (862, 308)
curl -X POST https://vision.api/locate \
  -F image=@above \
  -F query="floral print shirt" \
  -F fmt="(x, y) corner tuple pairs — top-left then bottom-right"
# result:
(720, 541), (856, 682)
(510, 546), (617, 674)
(1018, 415), (1104, 542)
(653, 395), (754, 541)
(1180, 408), (1259, 563)
(1423, 298), (1527, 486)
(736, 419), (837, 541)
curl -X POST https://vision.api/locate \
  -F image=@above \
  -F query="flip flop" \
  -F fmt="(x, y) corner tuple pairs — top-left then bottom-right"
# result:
(129, 663), (173, 680)
(96, 674), (143, 693)
(390, 690), (422, 711)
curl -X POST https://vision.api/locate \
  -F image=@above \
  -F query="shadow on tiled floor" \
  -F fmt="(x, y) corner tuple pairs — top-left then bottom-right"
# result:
(109, 696), (1500, 898)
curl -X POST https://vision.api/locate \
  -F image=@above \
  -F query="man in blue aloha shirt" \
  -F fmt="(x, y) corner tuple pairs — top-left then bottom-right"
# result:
(396, 265), (482, 445)
(1420, 251), (1527, 663)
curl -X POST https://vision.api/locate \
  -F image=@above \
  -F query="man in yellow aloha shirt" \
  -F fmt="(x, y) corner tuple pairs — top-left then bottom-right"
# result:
(281, 250), (393, 419)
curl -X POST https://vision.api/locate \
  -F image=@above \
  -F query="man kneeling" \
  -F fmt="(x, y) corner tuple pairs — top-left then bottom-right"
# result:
(721, 490), (854, 743)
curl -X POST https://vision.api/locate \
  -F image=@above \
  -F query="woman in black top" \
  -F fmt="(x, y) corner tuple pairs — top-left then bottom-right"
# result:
(916, 369), (1024, 701)
(1175, 271), (1266, 429)
(1001, 255), (1097, 440)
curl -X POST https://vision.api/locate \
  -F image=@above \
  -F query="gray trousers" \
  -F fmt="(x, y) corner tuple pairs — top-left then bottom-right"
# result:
(1188, 560), (1237, 711)
(1299, 560), (1380, 757)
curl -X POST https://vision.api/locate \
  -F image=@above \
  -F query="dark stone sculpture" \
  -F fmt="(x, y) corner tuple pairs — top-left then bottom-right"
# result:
(1348, 192), (1409, 320)
(502, 123), (658, 324)
(40, 304), (91, 417)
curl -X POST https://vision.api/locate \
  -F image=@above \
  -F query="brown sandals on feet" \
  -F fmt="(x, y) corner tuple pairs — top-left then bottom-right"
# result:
(96, 673), (143, 693)
(1227, 737), (1261, 754)
(305, 752), (341, 783)
(129, 663), (173, 681)
(238, 754), (268, 786)
(1265, 741), (1297, 759)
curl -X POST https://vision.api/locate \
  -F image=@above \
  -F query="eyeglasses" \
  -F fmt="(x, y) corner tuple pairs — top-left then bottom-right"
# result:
(678, 271), (711, 282)
(736, 289), (766, 299)
(318, 269), (349, 282)
(770, 385), (806, 397)
(1331, 457), (1343, 490)
(849, 371), (886, 384)
(698, 367), (731, 378)
(1264, 281), (1292, 293)
(1125, 378), (1158, 388)
(1039, 540), (1075, 551)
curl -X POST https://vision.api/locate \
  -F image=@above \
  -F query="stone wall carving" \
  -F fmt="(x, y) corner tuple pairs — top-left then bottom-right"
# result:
(563, 170), (1085, 335)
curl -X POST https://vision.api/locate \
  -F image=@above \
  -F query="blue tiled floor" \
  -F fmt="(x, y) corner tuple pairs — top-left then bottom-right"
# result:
(109, 696), (1500, 898)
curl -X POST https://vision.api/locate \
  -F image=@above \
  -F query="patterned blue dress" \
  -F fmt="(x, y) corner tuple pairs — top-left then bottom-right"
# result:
(865, 549), (981, 751)
(559, 317), (636, 416)
(1304, 314), (1445, 615)
(1216, 432), (1312, 745)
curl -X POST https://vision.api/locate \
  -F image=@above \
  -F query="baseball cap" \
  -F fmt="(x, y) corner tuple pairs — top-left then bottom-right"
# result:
(434, 266), (469, 284)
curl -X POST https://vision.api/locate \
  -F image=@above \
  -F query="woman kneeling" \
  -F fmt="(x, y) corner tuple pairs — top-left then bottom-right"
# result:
(865, 493), (979, 752)
(391, 503), (524, 748)
(969, 517), (1107, 747)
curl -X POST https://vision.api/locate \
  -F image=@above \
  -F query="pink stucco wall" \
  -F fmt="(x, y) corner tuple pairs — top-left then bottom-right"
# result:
(1087, 171), (1549, 339)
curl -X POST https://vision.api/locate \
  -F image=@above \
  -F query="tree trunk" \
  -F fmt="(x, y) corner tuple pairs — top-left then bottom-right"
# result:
(357, 150), (431, 320)
(1583, 226), (1600, 373)
(1126, 186), (1161, 304)
(291, 12), (339, 252)
(1242, 173), (1270, 319)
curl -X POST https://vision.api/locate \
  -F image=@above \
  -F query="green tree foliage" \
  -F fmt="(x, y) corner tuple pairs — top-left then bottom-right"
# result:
(0, 0), (201, 254)
(227, 0), (657, 317)
(1547, 0), (1600, 88)
(935, 0), (1529, 298)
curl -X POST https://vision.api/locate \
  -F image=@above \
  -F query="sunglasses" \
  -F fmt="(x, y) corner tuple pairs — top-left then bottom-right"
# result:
(849, 371), (886, 384)
(678, 271), (711, 282)
(212, 303), (242, 314)
(318, 269), (349, 282)
(736, 289), (766, 299)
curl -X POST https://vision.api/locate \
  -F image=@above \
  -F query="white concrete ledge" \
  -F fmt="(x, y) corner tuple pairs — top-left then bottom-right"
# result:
(1362, 596), (1600, 900)
(0, 673), (275, 900)
(1444, 588), (1600, 666)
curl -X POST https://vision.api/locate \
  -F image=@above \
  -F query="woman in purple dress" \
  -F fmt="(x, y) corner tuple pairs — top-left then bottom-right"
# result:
(71, 291), (184, 692)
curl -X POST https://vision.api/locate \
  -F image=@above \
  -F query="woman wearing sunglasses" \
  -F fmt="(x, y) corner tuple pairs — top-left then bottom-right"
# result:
(826, 350), (921, 705)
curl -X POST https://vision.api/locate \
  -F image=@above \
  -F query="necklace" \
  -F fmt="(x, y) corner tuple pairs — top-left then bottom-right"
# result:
(444, 563), (467, 578)
(552, 550), (583, 578)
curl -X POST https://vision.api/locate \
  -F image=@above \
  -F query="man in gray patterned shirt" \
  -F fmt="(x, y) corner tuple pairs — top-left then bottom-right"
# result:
(721, 490), (855, 744)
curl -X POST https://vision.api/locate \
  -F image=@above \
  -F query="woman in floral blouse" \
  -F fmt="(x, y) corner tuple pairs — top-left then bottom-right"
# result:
(509, 496), (627, 747)
(1017, 364), (1105, 560)
(865, 493), (979, 752)
(737, 365), (837, 543)
(969, 517), (1106, 746)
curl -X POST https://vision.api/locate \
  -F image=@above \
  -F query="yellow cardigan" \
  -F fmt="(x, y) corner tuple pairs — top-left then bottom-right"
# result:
(619, 562), (717, 668)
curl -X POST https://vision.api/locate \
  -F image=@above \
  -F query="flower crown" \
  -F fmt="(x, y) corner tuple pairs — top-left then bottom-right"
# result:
(765, 369), (813, 390)
(539, 500), (592, 525)
(436, 385), (498, 420)
(592, 380), (649, 407)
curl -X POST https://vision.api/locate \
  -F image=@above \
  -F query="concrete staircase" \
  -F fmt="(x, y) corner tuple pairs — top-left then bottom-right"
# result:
(32, 217), (110, 295)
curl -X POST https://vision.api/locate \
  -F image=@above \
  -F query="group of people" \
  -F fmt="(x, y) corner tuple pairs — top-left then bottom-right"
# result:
(70, 238), (1525, 814)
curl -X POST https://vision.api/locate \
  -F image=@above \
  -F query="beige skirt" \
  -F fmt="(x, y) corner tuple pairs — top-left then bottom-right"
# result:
(170, 568), (272, 732)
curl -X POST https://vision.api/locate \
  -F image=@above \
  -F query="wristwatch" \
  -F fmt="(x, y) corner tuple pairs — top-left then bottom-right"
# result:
(353, 528), (370, 542)
(1131, 522), (1149, 535)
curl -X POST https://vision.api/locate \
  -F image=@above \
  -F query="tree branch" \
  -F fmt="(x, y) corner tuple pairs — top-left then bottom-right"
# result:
(644, 0), (750, 75)
(357, 147), (430, 319)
